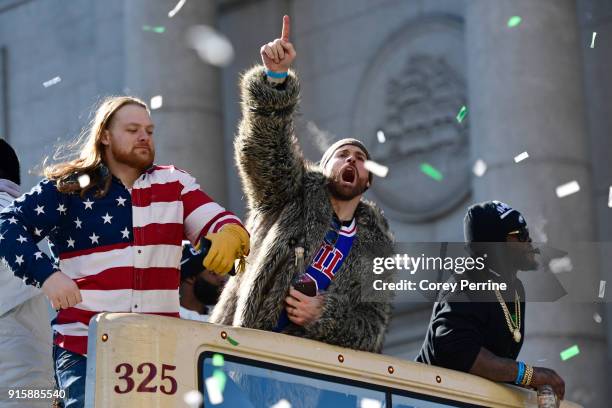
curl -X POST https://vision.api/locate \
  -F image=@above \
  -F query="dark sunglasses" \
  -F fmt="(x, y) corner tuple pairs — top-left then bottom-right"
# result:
(507, 227), (530, 242)
(323, 216), (342, 246)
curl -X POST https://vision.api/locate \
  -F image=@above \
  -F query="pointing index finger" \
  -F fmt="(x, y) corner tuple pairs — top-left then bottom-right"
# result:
(281, 15), (290, 42)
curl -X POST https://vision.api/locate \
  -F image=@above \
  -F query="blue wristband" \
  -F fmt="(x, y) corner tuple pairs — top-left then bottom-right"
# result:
(266, 70), (288, 79)
(515, 361), (525, 384)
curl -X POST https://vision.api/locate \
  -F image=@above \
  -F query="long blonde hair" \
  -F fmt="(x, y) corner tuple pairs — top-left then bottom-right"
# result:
(44, 96), (149, 197)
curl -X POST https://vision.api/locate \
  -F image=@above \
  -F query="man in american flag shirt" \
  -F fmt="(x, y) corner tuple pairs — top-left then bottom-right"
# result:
(0, 96), (249, 407)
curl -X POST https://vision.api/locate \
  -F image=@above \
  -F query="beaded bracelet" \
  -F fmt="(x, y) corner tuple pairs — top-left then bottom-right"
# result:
(515, 361), (526, 385)
(266, 70), (288, 79)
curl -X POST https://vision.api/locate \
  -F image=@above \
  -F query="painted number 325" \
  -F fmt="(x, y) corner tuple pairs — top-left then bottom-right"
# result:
(114, 363), (177, 395)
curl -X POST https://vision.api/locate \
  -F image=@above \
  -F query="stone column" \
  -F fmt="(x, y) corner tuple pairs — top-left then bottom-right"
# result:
(123, 0), (228, 202)
(465, 0), (606, 406)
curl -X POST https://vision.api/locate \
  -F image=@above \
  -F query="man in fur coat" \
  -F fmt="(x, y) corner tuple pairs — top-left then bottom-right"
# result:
(210, 15), (394, 353)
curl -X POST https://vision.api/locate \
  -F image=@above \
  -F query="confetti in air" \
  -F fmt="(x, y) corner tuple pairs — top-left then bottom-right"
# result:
(599, 280), (606, 298)
(212, 353), (224, 367)
(590, 32), (597, 48)
(507, 16), (522, 28)
(187, 25), (235, 67)
(205, 376), (224, 405)
(549, 256), (573, 274)
(142, 25), (166, 33)
(560, 345), (580, 361)
(364, 160), (389, 178)
(456, 105), (468, 123)
(472, 159), (487, 177)
(77, 174), (90, 188)
(360, 398), (383, 408)
(168, 0), (186, 18)
(514, 151), (529, 163)
(420, 163), (443, 181)
(608, 186), (612, 208)
(376, 130), (386, 143)
(43, 76), (61, 88)
(183, 390), (203, 408)
(150, 95), (163, 110)
(271, 399), (292, 408)
(226, 335), (239, 346)
(593, 312), (602, 323)
(555, 180), (580, 198)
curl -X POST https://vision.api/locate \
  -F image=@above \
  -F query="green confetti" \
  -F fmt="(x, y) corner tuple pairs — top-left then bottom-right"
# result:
(227, 336), (239, 346)
(212, 353), (224, 367)
(456, 105), (468, 123)
(560, 345), (580, 361)
(213, 369), (227, 393)
(507, 16), (522, 28)
(420, 163), (444, 182)
(142, 25), (166, 33)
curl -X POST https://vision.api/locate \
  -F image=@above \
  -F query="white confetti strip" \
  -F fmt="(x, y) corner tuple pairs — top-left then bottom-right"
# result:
(205, 376), (223, 405)
(187, 25), (235, 67)
(364, 160), (389, 178)
(608, 186), (612, 208)
(472, 159), (487, 177)
(514, 151), (529, 163)
(270, 399), (292, 408)
(591, 32), (597, 48)
(43, 76), (61, 88)
(555, 180), (580, 198)
(360, 398), (383, 408)
(150, 95), (163, 110)
(549, 256), (573, 274)
(168, 0), (186, 18)
(376, 130), (386, 143)
(183, 390), (203, 408)
(599, 280), (606, 298)
(77, 174), (90, 188)
(593, 312), (602, 323)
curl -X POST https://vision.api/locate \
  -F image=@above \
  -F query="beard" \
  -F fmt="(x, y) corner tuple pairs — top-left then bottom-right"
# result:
(327, 166), (368, 201)
(111, 143), (155, 171)
(193, 275), (222, 305)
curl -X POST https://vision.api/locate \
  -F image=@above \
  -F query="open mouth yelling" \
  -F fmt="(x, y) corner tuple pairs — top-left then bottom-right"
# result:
(340, 165), (357, 185)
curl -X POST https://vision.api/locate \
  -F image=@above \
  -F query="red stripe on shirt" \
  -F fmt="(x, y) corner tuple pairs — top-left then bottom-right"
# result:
(201, 211), (233, 237)
(131, 181), (183, 207)
(74, 267), (179, 291)
(133, 223), (183, 246)
(181, 189), (214, 219)
(54, 333), (88, 356)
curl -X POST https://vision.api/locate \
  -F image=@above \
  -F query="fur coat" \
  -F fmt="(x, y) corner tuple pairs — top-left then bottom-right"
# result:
(210, 65), (394, 353)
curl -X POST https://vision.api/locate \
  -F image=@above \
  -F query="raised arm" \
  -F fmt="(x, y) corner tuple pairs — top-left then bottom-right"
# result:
(235, 15), (304, 213)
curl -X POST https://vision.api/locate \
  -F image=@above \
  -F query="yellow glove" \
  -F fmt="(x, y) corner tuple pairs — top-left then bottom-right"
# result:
(202, 224), (250, 275)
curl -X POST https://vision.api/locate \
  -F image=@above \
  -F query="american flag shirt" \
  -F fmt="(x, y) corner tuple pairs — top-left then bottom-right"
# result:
(0, 165), (243, 355)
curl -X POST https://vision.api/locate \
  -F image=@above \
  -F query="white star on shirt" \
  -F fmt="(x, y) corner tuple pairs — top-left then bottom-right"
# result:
(15, 255), (24, 266)
(0, 233), (4, 242)
(121, 227), (130, 239)
(16, 235), (27, 244)
(102, 213), (113, 224)
(8, 216), (17, 224)
(34, 251), (43, 260)
(89, 232), (99, 244)
(74, 218), (82, 229)
(83, 199), (94, 210)
(14, 206), (22, 213)
(33, 227), (42, 236)
(57, 204), (67, 214)
(67, 237), (75, 248)
(34, 205), (45, 215)
(116, 196), (127, 206)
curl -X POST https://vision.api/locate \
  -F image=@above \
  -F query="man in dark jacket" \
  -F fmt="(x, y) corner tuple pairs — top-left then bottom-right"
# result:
(417, 200), (565, 400)
(210, 15), (394, 353)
